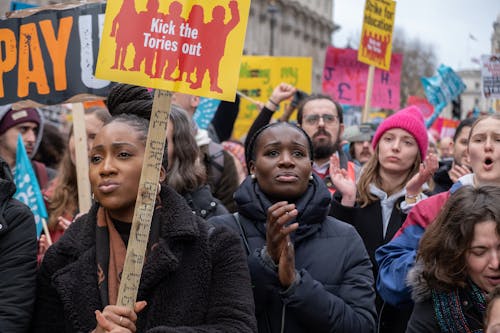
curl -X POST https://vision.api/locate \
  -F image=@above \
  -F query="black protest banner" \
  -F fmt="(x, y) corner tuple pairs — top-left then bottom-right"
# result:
(0, 2), (112, 105)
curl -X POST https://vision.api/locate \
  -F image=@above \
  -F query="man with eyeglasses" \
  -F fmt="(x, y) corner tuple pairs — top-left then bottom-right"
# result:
(296, 94), (360, 194)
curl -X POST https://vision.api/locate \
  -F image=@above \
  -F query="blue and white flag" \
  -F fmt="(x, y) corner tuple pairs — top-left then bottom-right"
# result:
(14, 134), (47, 238)
(193, 98), (221, 130)
(421, 64), (466, 127)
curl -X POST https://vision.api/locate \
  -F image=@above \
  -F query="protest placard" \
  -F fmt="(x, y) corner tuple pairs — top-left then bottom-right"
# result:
(0, 2), (111, 105)
(407, 95), (434, 122)
(357, 0), (396, 71)
(96, 0), (250, 101)
(481, 54), (500, 99)
(232, 56), (312, 139)
(323, 47), (402, 110)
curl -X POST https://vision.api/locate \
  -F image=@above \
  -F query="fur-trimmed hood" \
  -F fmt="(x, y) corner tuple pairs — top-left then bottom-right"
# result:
(406, 260), (432, 303)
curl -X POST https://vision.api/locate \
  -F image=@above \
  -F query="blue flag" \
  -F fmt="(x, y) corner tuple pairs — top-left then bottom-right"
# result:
(193, 98), (221, 130)
(14, 135), (47, 238)
(421, 64), (466, 128)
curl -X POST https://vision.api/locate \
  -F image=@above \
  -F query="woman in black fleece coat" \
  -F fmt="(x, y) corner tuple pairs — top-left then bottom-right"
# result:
(31, 84), (256, 333)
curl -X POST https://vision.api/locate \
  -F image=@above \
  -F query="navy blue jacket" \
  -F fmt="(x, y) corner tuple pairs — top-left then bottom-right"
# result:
(0, 158), (37, 333)
(209, 175), (376, 333)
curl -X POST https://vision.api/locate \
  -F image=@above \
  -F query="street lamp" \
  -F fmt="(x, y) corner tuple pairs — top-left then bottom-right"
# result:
(267, 1), (279, 56)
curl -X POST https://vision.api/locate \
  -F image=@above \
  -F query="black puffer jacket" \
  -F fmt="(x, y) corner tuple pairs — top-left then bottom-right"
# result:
(0, 158), (37, 333)
(209, 175), (376, 333)
(31, 184), (257, 333)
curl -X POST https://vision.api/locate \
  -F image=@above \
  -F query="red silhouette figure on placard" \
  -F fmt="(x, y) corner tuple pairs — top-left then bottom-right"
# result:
(129, 0), (161, 76)
(110, 0), (139, 70)
(190, 1), (240, 93)
(173, 4), (204, 83)
(154, 1), (185, 80)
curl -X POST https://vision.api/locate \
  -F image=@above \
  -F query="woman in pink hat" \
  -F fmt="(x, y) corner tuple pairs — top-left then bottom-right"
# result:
(329, 105), (439, 332)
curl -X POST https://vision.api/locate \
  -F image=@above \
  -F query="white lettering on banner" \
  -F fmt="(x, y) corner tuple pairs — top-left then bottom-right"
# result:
(79, 14), (109, 89)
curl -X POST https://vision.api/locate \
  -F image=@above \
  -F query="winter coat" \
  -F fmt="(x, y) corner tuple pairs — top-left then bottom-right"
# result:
(31, 184), (257, 333)
(0, 157), (37, 333)
(209, 175), (376, 333)
(330, 188), (412, 333)
(431, 160), (454, 194)
(182, 184), (228, 220)
(405, 263), (484, 332)
(375, 174), (475, 307)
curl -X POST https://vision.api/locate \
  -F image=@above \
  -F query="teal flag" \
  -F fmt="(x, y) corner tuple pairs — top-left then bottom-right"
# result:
(193, 98), (221, 130)
(421, 64), (466, 128)
(14, 135), (47, 238)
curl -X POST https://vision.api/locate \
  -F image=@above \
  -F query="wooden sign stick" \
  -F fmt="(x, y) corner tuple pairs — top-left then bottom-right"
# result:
(117, 90), (171, 308)
(72, 102), (92, 213)
(362, 65), (375, 123)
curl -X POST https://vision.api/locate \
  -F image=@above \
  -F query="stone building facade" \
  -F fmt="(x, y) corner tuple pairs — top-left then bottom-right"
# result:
(244, 0), (336, 91)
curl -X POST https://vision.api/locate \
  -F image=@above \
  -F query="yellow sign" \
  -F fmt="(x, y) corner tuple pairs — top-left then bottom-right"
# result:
(233, 56), (312, 140)
(95, 0), (250, 101)
(357, 0), (396, 71)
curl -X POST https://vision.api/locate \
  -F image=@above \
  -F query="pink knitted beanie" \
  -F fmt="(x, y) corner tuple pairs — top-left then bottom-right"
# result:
(372, 106), (428, 159)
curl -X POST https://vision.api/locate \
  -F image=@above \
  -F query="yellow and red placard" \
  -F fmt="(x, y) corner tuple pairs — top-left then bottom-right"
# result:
(233, 56), (312, 140)
(96, 0), (250, 101)
(357, 0), (396, 71)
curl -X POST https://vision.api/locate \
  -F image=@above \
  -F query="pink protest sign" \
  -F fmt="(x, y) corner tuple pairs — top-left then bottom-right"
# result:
(322, 47), (402, 110)
(407, 95), (434, 121)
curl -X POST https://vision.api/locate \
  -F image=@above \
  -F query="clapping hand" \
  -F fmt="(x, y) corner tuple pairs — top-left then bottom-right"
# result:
(266, 201), (298, 288)
(329, 155), (356, 207)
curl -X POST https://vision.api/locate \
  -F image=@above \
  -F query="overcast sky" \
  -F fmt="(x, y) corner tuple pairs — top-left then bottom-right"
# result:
(333, 0), (499, 71)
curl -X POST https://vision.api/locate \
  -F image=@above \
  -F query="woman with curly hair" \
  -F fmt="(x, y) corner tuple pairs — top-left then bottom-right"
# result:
(407, 185), (500, 332)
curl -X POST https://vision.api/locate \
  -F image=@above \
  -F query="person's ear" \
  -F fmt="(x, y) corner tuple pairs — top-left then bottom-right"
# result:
(191, 96), (200, 108)
(338, 123), (345, 139)
(159, 166), (167, 183)
(249, 161), (256, 178)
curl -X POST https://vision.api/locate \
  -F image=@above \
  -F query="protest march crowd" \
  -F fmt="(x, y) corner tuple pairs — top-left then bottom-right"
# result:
(1, 1), (500, 332)
(2, 81), (500, 333)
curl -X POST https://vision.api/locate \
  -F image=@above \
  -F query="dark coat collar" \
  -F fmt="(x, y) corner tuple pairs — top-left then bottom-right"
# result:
(234, 173), (331, 226)
(47, 185), (201, 331)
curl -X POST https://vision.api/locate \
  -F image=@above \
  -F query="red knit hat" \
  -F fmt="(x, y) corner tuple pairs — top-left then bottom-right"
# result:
(0, 108), (40, 135)
(372, 106), (428, 159)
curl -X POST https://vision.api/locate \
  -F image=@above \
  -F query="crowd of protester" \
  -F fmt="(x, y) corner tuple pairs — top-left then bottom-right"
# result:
(1, 81), (500, 333)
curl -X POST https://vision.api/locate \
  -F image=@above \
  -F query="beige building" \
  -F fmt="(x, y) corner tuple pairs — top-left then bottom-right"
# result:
(244, 0), (336, 91)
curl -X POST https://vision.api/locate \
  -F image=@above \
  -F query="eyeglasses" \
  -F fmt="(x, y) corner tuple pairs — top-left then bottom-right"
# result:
(304, 114), (339, 126)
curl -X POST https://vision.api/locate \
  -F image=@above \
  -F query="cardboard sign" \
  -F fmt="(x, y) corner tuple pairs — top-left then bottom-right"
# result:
(481, 54), (500, 99)
(407, 95), (434, 121)
(95, 0), (250, 101)
(232, 56), (312, 140)
(358, 0), (396, 70)
(0, 2), (111, 105)
(323, 47), (402, 110)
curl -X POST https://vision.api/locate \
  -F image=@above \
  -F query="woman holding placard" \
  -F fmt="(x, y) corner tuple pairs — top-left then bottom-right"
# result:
(31, 84), (257, 333)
